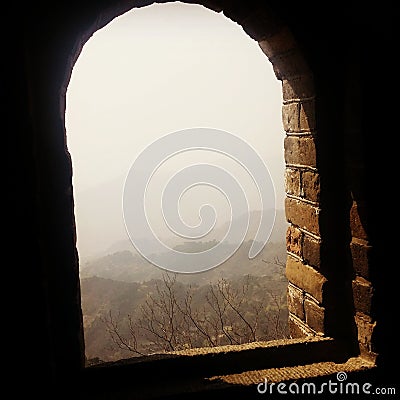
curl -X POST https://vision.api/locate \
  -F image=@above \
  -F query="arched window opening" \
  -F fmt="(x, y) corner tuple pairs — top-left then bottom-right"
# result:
(66, 2), (288, 364)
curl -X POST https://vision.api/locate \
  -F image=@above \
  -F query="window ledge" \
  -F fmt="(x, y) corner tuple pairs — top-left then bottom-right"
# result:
(79, 337), (374, 399)
(208, 355), (375, 387)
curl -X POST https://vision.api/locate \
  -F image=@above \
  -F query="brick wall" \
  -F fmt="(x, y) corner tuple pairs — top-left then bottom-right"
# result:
(259, 29), (326, 341)
(263, 19), (376, 361)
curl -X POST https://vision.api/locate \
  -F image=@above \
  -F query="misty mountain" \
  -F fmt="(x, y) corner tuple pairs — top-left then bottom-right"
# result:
(80, 238), (287, 285)
(79, 210), (289, 362)
(81, 208), (288, 261)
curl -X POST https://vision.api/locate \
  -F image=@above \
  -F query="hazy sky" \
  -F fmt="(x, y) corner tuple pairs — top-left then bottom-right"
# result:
(65, 3), (286, 261)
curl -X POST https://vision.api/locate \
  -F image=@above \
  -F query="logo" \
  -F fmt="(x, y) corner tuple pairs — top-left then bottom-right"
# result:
(123, 127), (275, 273)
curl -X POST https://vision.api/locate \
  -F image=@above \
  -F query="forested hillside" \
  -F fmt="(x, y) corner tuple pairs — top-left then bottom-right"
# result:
(80, 239), (289, 363)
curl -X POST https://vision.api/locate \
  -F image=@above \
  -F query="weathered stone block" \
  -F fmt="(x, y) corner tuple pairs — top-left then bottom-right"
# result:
(349, 201), (369, 241)
(352, 277), (373, 315)
(304, 296), (325, 334)
(302, 234), (321, 269)
(258, 27), (297, 59)
(355, 312), (377, 356)
(299, 99), (316, 132)
(285, 197), (320, 236)
(285, 167), (301, 197)
(350, 239), (372, 279)
(282, 75), (315, 101)
(286, 225), (302, 257)
(241, 7), (283, 41)
(301, 170), (320, 203)
(287, 283), (305, 320)
(284, 136), (317, 167)
(282, 102), (300, 133)
(286, 256), (327, 303)
(288, 313), (315, 338)
(271, 50), (311, 80)
(282, 98), (316, 134)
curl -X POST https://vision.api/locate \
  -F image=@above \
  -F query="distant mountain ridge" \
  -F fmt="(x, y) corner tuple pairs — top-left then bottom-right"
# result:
(79, 210), (289, 362)
(80, 239), (287, 285)
(83, 208), (288, 262)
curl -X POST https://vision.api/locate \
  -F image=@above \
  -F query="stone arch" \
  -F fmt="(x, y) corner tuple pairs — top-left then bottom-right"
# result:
(13, 1), (393, 394)
(58, 0), (357, 367)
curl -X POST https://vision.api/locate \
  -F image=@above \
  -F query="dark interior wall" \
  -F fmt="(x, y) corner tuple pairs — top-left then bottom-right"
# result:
(8, 0), (393, 395)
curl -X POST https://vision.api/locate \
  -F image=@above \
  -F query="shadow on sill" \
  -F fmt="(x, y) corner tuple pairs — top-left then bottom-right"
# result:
(75, 336), (375, 399)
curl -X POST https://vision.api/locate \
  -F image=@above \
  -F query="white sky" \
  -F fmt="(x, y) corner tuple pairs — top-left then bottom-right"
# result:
(65, 2), (286, 261)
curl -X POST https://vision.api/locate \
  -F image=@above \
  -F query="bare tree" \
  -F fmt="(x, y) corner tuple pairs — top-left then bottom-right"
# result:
(101, 310), (145, 356)
(262, 256), (286, 268)
(204, 276), (266, 345)
(264, 287), (288, 339)
(102, 272), (288, 356)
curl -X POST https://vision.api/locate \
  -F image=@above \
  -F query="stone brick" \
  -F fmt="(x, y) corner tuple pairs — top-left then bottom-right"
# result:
(286, 256), (327, 303)
(258, 27), (297, 59)
(241, 7), (283, 41)
(352, 277), (373, 316)
(285, 167), (301, 196)
(271, 50), (311, 80)
(301, 170), (320, 203)
(349, 201), (369, 241)
(282, 102), (300, 133)
(285, 197), (321, 236)
(350, 239), (372, 279)
(304, 296), (325, 334)
(302, 234), (321, 269)
(286, 225), (302, 257)
(222, 2), (257, 25)
(284, 136), (317, 167)
(287, 283), (304, 320)
(299, 99), (316, 132)
(355, 312), (377, 357)
(282, 75), (315, 101)
(288, 313), (316, 338)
